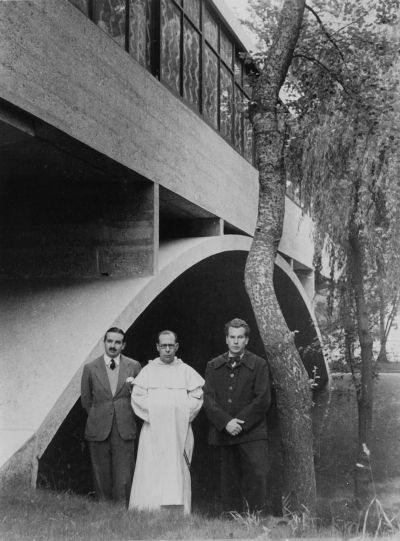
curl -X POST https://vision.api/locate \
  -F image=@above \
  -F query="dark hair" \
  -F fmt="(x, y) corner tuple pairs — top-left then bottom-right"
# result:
(224, 318), (250, 337)
(157, 330), (178, 343)
(104, 327), (126, 342)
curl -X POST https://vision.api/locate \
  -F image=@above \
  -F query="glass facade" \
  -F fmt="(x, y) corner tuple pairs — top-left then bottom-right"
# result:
(69, 0), (254, 164)
(129, 0), (152, 69)
(93, 0), (126, 47)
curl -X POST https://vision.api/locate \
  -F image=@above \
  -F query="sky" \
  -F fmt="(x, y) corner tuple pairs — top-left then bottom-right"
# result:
(224, 0), (250, 18)
(222, 0), (257, 48)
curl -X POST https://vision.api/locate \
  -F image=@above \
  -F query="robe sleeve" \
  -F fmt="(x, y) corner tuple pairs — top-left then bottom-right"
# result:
(131, 384), (149, 422)
(188, 386), (203, 422)
(131, 367), (150, 422)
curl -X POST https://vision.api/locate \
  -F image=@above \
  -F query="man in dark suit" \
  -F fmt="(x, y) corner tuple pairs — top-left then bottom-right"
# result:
(81, 327), (141, 504)
(204, 318), (271, 513)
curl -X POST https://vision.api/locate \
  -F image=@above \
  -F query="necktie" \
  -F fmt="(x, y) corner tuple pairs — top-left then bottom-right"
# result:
(110, 358), (116, 370)
(230, 356), (241, 367)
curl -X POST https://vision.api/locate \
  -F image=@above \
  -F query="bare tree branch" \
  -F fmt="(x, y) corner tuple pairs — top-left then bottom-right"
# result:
(292, 52), (350, 93)
(305, 4), (345, 61)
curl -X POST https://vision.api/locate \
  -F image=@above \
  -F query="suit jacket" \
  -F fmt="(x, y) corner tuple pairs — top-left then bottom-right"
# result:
(81, 354), (141, 441)
(203, 350), (271, 446)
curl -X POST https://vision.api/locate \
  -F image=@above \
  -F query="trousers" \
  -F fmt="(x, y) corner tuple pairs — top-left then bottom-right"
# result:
(220, 440), (269, 513)
(89, 417), (135, 505)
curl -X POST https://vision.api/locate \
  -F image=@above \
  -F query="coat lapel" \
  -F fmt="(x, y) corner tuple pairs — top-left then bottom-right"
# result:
(115, 356), (129, 396)
(93, 357), (112, 395)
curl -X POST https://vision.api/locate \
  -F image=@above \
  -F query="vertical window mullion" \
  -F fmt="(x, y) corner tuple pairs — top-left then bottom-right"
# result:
(125, 0), (130, 52)
(232, 44), (237, 145)
(241, 88), (245, 155)
(88, 0), (93, 19)
(199, 0), (203, 114)
(153, 0), (161, 79)
(180, 7), (184, 97)
(217, 24), (220, 132)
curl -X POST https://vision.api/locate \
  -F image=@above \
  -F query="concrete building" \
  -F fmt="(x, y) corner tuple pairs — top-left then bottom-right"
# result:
(0, 0), (326, 503)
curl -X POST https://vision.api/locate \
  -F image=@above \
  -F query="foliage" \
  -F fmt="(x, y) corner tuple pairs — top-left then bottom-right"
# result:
(243, 0), (400, 502)
(244, 0), (400, 343)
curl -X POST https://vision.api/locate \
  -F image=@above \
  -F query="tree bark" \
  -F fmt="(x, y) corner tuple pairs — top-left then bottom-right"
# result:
(245, 0), (316, 514)
(349, 226), (374, 504)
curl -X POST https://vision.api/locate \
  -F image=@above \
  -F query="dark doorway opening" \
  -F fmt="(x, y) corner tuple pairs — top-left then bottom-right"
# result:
(37, 251), (326, 513)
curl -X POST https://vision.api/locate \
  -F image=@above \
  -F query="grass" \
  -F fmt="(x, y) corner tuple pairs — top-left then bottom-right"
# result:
(0, 482), (265, 541)
(2, 482), (400, 540)
(3, 483), (400, 541)
(313, 373), (400, 497)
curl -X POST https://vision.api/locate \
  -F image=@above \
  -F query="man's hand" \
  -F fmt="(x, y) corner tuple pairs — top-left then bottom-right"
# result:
(225, 418), (244, 436)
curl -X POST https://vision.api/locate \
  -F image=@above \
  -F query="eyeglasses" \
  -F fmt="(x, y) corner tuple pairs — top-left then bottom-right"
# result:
(158, 344), (177, 349)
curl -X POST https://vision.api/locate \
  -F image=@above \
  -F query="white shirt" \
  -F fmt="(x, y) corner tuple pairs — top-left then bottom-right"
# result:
(104, 354), (121, 368)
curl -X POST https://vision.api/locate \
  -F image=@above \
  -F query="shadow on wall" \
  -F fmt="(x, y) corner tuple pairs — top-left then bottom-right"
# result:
(38, 251), (326, 513)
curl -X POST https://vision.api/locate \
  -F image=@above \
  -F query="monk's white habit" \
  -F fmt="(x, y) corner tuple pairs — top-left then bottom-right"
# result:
(129, 357), (204, 514)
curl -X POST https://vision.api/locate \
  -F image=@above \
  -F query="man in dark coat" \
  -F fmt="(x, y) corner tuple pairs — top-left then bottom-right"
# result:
(203, 318), (271, 513)
(81, 327), (141, 504)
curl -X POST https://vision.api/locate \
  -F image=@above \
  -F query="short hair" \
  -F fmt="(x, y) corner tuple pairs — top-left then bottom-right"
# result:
(157, 329), (178, 343)
(224, 318), (250, 337)
(104, 327), (126, 342)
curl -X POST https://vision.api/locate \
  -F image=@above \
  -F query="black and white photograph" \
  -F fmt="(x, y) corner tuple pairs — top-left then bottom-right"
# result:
(1, 0), (399, 539)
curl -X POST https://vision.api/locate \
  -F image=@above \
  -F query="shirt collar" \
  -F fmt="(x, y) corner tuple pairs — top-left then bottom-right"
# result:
(104, 354), (121, 367)
(228, 352), (245, 360)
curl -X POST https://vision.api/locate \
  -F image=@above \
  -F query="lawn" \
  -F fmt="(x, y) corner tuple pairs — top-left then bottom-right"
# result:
(0, 483), (264, 540)
(2, 481), (400, 541)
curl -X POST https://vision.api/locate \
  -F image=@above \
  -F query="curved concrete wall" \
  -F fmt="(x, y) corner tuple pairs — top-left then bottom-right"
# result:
(0, 235), (323, 484)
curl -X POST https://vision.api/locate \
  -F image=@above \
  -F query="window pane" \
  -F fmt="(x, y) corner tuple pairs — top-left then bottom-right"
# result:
(203, 4), (218, 50)
(243, 97), (253, 163)
(161, 0), (181, 94)
(220, 64), (233, 141)
(94, 0), (126, 48)
(203, 45), (218, 128)
(184, 0), (200, 27)
(234, 86), (243, 153)
(68, 0), (89, 16)
(183, 21), (201, 108)
(220, 30), (233, 67)
(129, 0), (152, 68)
(234, 57), (242, 84)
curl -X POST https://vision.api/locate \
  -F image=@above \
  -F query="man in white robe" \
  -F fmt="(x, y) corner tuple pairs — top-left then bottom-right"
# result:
(129, 330), (204, 514)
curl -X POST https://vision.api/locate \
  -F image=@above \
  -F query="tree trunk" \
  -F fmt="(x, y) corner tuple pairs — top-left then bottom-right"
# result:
(245, 0), (316, 514)
(376, 257), (388, 364)
(349, 227), (374, 504)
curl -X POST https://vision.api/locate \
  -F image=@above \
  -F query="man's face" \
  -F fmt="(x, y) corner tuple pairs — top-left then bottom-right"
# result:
(104, 331), (125, 358)
(226, 326), (249, 356)
(157, 332), (179, 364)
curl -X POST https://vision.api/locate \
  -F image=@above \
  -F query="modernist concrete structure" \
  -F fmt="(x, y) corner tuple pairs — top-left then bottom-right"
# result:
(0, 0), (326, 500)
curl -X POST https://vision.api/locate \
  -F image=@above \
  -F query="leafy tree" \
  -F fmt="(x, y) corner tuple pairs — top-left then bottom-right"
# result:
(243, 0), (400, 506)
(243, 0), (316, 514)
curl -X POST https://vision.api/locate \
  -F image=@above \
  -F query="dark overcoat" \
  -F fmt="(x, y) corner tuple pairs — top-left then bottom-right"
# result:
(203, 350), (271, 446)
(81, 355), (141, 441)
